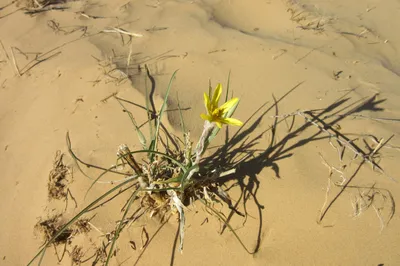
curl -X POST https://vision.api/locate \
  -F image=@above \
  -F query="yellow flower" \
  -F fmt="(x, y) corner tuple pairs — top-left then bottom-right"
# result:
(200, 83), (243, 128)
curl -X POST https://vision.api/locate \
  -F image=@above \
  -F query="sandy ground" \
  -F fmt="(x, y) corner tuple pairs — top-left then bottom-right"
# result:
(1, 0), (400, 265)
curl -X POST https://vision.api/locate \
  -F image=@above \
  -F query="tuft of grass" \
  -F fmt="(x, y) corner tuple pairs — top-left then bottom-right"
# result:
(29, 73), (253, 266)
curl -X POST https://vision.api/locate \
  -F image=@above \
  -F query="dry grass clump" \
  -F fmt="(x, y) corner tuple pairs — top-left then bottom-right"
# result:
(35, 214), (74, 245)
(35, 215), (92, 244)
(15, 0), (73, 15)
(48, 151), (71, 200)
(21, 0), (69, 9)
(34, 214), (93, 264)
(47, 150), (77, 211)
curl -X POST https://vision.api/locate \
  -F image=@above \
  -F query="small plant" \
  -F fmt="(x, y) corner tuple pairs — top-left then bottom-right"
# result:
(28, 72), (254, 265)
(29, 70), (397, 265)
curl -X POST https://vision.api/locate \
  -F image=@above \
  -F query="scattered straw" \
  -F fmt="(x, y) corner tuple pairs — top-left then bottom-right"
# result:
(102, 27), (143, 38)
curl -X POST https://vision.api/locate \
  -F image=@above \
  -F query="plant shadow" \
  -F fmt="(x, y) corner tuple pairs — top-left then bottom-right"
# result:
(75, 67), (392, 265)
(196, 85), (390, 255)
(121, 72), (391, 265)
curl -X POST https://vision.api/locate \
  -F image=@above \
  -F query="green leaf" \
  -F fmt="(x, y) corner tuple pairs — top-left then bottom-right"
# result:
(151, 70), (179, 160)
(66, 132), (127, 177)
(177, 93), (186, 134)
(105, 189), (140, 265)
(225, 70), (231, 102)
(145, 69), (154, 151)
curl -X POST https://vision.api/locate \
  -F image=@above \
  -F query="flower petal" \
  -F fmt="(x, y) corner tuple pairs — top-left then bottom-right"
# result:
(200, 113), (213, 121)
(222, 117), (243, 126)
(211, 83), (222, 109)
(219, 97), (239, 113)
(215, 121), (222, 128)
(203, 93), (211, 114)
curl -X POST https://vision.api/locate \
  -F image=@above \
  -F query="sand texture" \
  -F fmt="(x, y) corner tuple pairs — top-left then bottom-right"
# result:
(1, 0), (400, 265)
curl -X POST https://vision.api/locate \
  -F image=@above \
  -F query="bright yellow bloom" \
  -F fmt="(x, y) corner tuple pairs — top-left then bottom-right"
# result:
(200, 83), (243, 128)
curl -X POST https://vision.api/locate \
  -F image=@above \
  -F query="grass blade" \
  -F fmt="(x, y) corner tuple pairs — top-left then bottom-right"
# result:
(177, 93), (186, 134)
(225, 70), (231, 102)
(152, 70), (179, 160)
(145, 66), (155, 150)
(126, 149), (187, 172)
(106, 189), (140, 265)
(115, 97), (147, 149)
(85, 149), (187, 197)
(84, 165), (138, 199)
(66, 132), (127, 177)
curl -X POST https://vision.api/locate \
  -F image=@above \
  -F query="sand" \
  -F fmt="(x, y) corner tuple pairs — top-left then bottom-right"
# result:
(1, 0), (400, 265)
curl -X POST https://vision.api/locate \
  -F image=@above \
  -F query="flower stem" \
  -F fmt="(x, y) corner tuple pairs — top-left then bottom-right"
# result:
(194, 120), (215, 165)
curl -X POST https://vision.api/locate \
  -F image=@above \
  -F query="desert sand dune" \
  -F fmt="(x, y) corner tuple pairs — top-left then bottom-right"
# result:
(1, 0), (399, 265)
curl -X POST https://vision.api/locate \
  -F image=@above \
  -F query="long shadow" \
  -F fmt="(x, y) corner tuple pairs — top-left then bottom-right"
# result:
(117, 69), (389, 263)
(199, 87), (387, 254)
